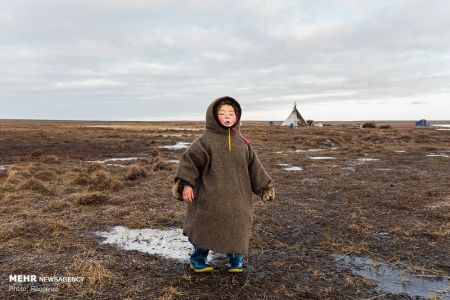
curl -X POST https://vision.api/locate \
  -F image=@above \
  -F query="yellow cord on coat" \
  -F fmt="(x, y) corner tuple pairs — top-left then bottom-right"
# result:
(228, 128), (231, 151)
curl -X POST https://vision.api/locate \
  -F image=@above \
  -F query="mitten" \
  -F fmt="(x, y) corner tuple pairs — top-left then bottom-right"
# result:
(260, 184), (275, 201)
(171, 178), (183, 201)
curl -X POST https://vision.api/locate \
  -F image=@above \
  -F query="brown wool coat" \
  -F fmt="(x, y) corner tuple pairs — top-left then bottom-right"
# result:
(174, 96), (272, 254)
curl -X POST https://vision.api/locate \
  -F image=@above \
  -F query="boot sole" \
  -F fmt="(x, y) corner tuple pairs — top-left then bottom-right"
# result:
(189, 263), (214, 273)
(227, 268), (244, 273)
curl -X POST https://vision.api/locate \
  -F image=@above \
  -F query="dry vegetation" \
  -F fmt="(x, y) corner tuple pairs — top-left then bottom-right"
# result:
(0, 119), (449, 299)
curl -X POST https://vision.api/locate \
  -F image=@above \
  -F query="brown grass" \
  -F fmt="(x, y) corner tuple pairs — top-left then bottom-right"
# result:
(2, 168), (26, 185)
(40, 155), (60, 163)
(89, 169), (122, 190)
(64, 257), (115, 296)
(125, 164), (148, 181)
(43, 198), (73, 212)
(34, 169), (57, 181)
(73, 191), (109, 205)
(18, 177), (53, 195)
(71, 173), (91, 186)
(347, 223), (374, 237)
(159, 286), (185, 300)
(0, 120), (449, 299)
(321, 237), (369, 255)
(87, 162), (108, 173)
(153, 160), (176, 172)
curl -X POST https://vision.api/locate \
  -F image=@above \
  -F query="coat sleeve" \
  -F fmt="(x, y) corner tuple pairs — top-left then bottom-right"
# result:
(247, 143), (272, 195)
(174, 138), (209, 187)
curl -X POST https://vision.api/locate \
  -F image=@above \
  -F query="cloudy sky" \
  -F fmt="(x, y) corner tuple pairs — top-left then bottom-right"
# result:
(1, 0), (449, 121)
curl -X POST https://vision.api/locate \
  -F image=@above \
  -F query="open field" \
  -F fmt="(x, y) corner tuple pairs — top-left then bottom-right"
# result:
(0, 119), (449, 299)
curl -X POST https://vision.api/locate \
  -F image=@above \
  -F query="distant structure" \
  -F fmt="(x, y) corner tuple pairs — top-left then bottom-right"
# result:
(415, 119), (430, 127)
(281, 103), (308, 128)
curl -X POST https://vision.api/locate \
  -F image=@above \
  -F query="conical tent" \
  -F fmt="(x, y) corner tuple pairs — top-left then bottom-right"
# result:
(281, 103), (308, 127)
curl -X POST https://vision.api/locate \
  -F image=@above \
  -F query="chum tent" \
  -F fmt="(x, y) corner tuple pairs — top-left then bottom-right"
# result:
(281, 103), (308, 127)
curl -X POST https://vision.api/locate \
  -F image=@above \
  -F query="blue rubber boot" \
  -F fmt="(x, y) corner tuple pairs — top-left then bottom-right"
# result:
(188, 238), (214, 272)
(226, 254), (245, 273)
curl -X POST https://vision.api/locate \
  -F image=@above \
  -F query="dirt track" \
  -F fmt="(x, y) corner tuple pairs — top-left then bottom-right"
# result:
(0, 120), (449, 299)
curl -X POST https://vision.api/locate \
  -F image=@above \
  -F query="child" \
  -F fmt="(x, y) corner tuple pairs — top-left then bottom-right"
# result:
(172, 96), (275, 273)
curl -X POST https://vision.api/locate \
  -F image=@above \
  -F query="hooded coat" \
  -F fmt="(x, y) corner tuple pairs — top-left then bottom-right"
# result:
(174, 96), (272, 255)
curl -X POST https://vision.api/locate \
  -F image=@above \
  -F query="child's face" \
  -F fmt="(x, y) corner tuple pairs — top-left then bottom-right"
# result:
(217, 104), (237, 127)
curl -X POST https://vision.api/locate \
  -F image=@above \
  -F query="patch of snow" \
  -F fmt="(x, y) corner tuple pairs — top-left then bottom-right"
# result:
(284, 166), (303, 171)
(166, 160), (180, 164)
(431, 124), (450, 128)
(426, 153), (449, 158)
(85, 125), (123, 128)
(342, 167), (356, 172)
(159, 141), (190, 150)
(277, 163), (302, 171)
(86, 157), (144, 164)
(356, 158), (380, 162)
(309, 156), (336, 160)
(95, 226), (224, 263)
(295, 148), (337, 153)
(160, 128), (202, 131)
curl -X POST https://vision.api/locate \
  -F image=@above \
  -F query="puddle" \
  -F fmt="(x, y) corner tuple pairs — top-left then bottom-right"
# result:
(296, 149), (326, 153)
(427, 197), (450, 209)
(309, 156), (336, 160)
(276, 147), (337, 154)
(159, 141), (190, 150)
(426, 153), (449, 158)
(332, 254), (450, 299)
(166, 160), (180, 164)
(104, 164), (127, 168)
(432, 124), (450, 131)
(342, 166), (356, 172)
(85, 125), (123, 128)
(347, 157), (380, 168)
(160, 128), (202, 131)
(276, 163), (303, 171)
(284, 166), (303, 171)
(95, 226), (224, 263)
(86, 157), (146, 165)
(356, 158), (380, 162)
(295, 148), (338, 153)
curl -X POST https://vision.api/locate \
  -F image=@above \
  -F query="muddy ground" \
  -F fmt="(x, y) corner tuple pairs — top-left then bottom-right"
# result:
(0, 120), (449, 299)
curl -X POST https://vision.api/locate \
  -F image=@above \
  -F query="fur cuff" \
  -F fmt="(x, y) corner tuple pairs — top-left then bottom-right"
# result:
(260, 184), (275, 201)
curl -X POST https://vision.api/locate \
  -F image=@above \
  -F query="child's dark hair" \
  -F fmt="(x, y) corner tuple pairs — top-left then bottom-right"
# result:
(217, 99), (239, 116)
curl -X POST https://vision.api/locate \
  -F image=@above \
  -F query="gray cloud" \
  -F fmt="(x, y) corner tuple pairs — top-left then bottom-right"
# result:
(1, 0), (449, 120)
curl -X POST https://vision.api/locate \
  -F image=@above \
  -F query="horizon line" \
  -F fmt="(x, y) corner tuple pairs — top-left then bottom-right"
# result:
(0, 118), (449, 123)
